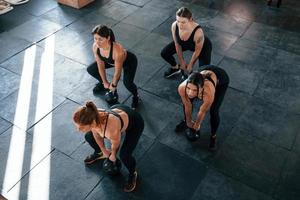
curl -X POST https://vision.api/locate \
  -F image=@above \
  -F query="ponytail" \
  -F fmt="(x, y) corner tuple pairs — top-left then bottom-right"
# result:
(108, 28), (115, 42)
(73, 101), (103, 126)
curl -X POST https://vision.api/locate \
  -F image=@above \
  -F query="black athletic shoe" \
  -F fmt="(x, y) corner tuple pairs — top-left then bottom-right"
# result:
(209, 135), (217, 151)
(175, 120), (188, 132)
(131, 95), (140, 109)
(164, 67), (181, 78)
(93, 83), (106, 94)
(181, 69), (188, 81)
(84, 152), (105, 165)
(124, 171), (138, 192)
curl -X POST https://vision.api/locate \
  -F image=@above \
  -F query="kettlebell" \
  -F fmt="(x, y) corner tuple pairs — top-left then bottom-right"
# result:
(105, 90), (119, 105)
(185, 128), (200, 142)
(103, 158), (122, 175)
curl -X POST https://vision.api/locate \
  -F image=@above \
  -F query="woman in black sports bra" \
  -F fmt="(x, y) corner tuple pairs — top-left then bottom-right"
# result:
(87, 25), (140, 109)
(177, 65), (229, 150)
(73, 101), (144, 192)
(161, 7), (212, 78)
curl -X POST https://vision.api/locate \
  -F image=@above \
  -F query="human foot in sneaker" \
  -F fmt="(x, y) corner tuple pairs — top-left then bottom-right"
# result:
(131, 95), (140, 109)
(84, 152), (105, 165)
(93, 82), (107, 94)
(209, 134), (217, 151)
(124, 171), (138, 192)
(175, 120), (188, 132)
(164, 65), (181, 78)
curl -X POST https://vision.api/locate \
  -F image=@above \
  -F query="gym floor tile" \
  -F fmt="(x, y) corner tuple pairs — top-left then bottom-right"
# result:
(0, 32), (31, 64)
(122, 6), (171, 31)
(234, 97), (300, 149)
(191, 168), (274, 200)
(5, 150), (101, 200)
(219, 57), (262, 95)
(211, 129), (289, 195)
(204, 28), (238, 56)
(142, 67), (183, 104)
(242, 22), (284, 49)
(253, 69), (300, 114)
(132, 53), (165, 87)
(0, 85), (65, 131)
(96, 0), (139, 21)
(274, 152), (300, 200)
(67, 11), (118, 34)
(0, 126), (53, 194)
(206, 13), (251, 37)
(123, 89), (182, 139)
(112, 22), (149, 50)
(8, 18), (63, 43)
(27, 100), (85, 156)
(0, 8), (36, 32)
(21, 0), (59, 17)
(41, 4), (89, 27)
(225, 38), (277, 69)
(0, 118), (11, 135)
(132, 32), (170, 57)
(130, 141), (207, 200)
(0, 67), (20, 101)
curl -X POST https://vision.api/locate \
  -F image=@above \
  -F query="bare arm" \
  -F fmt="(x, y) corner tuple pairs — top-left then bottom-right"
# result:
(172, 22), (186, 69)
(193, 91), (214, 130)
(187, 29), (204, 72)
(107, 117), (121, 162)
(92, 130), (110, 156)
(178, 81), (193, 127)
(111, 44), (125, 87)
(93, 43), (109, 87)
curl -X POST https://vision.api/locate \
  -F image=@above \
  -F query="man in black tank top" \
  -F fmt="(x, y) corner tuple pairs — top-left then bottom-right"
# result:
(161, 7), (212, 78)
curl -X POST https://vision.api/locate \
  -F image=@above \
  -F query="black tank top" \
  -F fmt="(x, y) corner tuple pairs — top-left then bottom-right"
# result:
(97, 41), (114, 65)
(175, 24), (201, 51)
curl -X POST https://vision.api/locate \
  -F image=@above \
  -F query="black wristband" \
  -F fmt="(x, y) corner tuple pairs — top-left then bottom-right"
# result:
(111, 83), (117, 88)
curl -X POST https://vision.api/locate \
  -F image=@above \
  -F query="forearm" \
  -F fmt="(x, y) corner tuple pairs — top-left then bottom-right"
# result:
(189, 50), (201, 67)
(97, 62), (108, 83)
(183, 104), (193, 123)
(112, 70), (121, 86)
(92, 132), (107, 152)
(195, 110), (206, 126)
(110, 143), (119, 158)
(175, 45), (185, 65)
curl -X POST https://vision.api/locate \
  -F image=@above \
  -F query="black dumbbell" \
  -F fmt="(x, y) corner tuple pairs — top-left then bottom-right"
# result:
(103, 158), (122, 175)
(185, 128), (200, 142)
(105, 90), (119, 105)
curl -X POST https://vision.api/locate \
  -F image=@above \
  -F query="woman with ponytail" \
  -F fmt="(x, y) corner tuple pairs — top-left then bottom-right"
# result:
(176, 65), (229, 150)
(73, 101), (144, 192)
(87, 25), (140, 109)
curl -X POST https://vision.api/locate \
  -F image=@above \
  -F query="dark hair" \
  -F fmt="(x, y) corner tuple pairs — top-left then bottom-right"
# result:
(73, 101), (107, 126)
(185, 72), (204, 97)
(176, 7), (192, 19)
(92, 25), (115, 42)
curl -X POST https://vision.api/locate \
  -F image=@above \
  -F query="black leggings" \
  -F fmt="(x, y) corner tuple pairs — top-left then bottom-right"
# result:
(87, 51), (138, 96)
(161, 37), (212, 68)
(205, 66), (229, 135)
(85, 109), (144, 175)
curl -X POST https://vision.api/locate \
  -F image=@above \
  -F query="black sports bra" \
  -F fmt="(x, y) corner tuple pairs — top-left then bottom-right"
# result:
(101, 110), (124, 138)
(97, 41), (114, 65)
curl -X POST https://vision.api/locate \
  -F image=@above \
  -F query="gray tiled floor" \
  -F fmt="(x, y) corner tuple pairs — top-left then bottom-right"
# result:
(0, 0), (299, 199)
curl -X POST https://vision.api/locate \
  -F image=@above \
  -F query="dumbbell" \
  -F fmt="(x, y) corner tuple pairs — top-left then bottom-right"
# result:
(185, 128), (200, 142)
(103, 158), (122, 175)
(105, 90), (118, 105)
